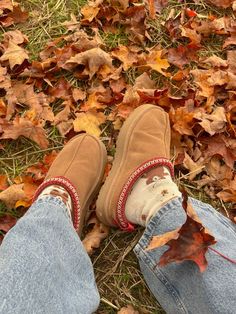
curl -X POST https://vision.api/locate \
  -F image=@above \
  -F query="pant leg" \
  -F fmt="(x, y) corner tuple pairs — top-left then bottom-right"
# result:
(134, 197), (236, 314)
(0, 196), (100, 314)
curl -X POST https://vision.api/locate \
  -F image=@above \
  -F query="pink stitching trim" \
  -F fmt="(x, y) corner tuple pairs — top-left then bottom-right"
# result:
(33, 176), (80, 233)
(116, 158), (174, 231)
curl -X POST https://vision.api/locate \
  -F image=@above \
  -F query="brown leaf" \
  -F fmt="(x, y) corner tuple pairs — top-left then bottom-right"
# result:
(0, 116), (49, 149)
(66, 47), (113, 79)
(169, 106), (194, 136)
(217, 177), (236, 202)
(82, 216), (109, 255)
(118, 305), (139, 314)
(168, 45), (198, 68)
(0, 184), (25, 208)
(183, 153), (205, 180)
(3, 30), (28, 45)
(111, 45), (140, 71)
(203, 55), (228, 68)
(206, 0), (234, 8)
(202, 135), (236, 169)
(0, 41), (29, 69)
(0, 175), (8, 191)
(0, 214), (17, 233)
(194, 107), (227, 135)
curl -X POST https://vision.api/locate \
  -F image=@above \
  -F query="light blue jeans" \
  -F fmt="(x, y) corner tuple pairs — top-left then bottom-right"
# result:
(0, 196), (236, 313)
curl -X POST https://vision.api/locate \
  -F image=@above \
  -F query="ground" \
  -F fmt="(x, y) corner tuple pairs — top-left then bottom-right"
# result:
(0, 0), (235, 313)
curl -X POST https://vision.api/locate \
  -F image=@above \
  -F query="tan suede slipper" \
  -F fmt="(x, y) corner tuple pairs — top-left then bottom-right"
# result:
(33, 134), (107, 235)
(96, 104), (174, 231)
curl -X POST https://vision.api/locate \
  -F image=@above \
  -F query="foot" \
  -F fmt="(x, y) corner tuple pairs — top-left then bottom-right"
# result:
(96, 104), (177, 231)
(33, 134), (107, 235)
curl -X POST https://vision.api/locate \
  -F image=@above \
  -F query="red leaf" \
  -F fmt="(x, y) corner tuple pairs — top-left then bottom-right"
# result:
(186, 8), (197, 18)
(0, 214), (17, 233)
(146, 193), (216, 272)
(158, 214), (216, 272)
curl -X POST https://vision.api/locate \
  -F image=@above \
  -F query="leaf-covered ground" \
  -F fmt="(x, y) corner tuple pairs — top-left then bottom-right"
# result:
(0, 0), (236, 312)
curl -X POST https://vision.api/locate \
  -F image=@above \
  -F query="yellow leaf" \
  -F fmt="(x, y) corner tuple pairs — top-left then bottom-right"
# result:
(73, 111), (106, 137)
(146, 50), (170, 76)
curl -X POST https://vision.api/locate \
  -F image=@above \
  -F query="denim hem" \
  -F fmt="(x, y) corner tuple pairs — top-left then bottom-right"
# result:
(32, 196), (72, 222)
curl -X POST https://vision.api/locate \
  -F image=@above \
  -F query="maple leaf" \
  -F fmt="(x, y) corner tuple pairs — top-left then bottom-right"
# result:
(3, 30), (28, 45)
(81, 1), (101, 22)
(0, 175), (8, 191)
(202, 135), (236, 169)
(169, 106), (194, 136)
(111, 45), (140, 71)
(0, 116), (49, 149)
(145, 50), (170, 76)
(0, 41), (29, 69)
(168, 45), (198, 68)
(73, 110), (106, 137)
(0, 214), (17, 233)
(146, 195), (216, 272)
(0, 184), (25, 209)
(194, 107), (227, 135)
(66, 47), (113, 79)
(82, 216), (109, 255)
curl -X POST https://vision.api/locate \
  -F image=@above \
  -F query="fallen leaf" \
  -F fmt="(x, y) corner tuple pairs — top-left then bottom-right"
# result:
(111, 45), (140, 71)
(0, 175), (8, 191)
(0, 116), (49, 149)
(0, 184), (25, 208)
(183, 153), (205, 180)
(146, 195), (216, 272)
(0, 214), (17, 233)
(82, 216), (109, 255)
(0, 41), (29, 69)
(118, 305), (139, 314)
(73, 110), (106, 137)
(145, 50), (170, 76)
(194, 107), (227, 135)
(66, 47), (113, 79)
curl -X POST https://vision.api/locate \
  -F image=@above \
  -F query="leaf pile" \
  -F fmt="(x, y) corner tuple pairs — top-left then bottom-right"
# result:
(0, 0), (236, 236)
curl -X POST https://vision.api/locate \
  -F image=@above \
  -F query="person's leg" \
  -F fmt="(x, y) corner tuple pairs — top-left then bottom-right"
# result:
(0, 134), (107, 314)
(0, 196), (99, 314)
(96, 104), (236, 314)
(134, 197), (236, 314)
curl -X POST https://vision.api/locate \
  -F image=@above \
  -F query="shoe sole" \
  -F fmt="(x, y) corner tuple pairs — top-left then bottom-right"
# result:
(96, 104), (163, 226)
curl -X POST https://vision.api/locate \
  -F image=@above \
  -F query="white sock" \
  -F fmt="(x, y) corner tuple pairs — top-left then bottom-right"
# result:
(37, 185), (72, 220)
(125, 166), (181, 226)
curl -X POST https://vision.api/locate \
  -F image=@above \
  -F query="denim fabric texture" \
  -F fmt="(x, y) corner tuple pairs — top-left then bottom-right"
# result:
(134, 197), (236, 314)
(0, 196), (99, 314)
(0, 196), (235, 314)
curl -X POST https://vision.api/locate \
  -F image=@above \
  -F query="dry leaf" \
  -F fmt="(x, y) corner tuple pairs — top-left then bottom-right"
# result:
(0, 116), (49, 149)
(0, 184), (25, 208)
(118, 305), (139, 314)
(73, 111), (106, 137)
(82, 216), (109, 255)
(0, 41), (29, 69)
(66, 48), (113, 79)
(145, 50), (170, 76)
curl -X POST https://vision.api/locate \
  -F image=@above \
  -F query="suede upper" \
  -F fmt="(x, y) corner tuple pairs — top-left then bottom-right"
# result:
(96, 105), (171, 227)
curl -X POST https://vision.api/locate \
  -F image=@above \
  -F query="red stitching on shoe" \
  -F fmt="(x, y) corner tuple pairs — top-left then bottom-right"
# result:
(116, 158), (174, 231)
(32, 176), (80, 233)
